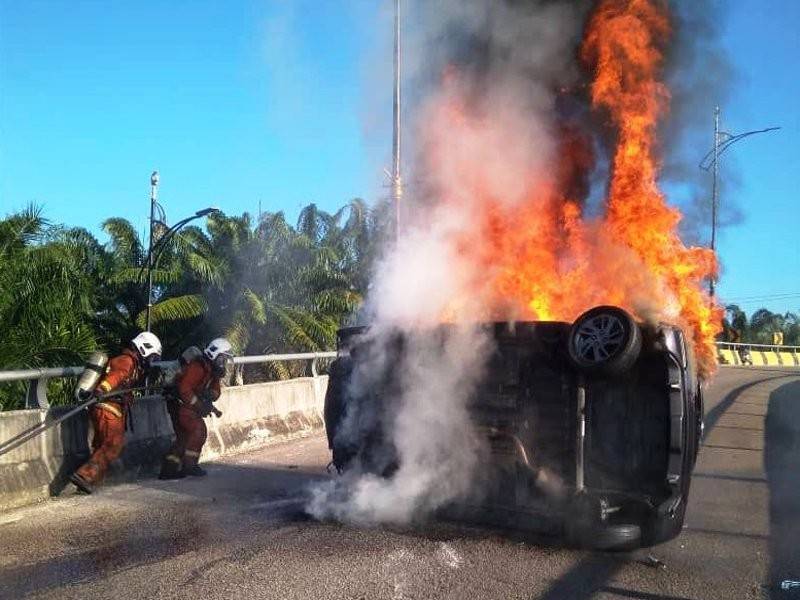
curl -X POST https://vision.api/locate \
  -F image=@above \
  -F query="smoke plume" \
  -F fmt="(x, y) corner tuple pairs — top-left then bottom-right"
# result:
(310, 0), (589, 524)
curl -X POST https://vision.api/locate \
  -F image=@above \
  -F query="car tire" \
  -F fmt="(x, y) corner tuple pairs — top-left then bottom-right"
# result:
(566, 520), (642, 551)
(644, 497), (688, 546)
(567, 306), (642, 377)
(592, 524), (642, 551)
(565, 494), (643, 551)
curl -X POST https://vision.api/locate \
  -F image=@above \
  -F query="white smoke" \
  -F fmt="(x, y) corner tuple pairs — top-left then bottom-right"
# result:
(309, 322), (490, 524)
(307, 206), (494, 523)
(308, 0), (589, 525)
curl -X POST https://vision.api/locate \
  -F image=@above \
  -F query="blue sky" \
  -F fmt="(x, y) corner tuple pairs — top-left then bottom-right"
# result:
(0, 1), (388, 232)
(710, 0), (800, 314)
(1, 1), (798, 315)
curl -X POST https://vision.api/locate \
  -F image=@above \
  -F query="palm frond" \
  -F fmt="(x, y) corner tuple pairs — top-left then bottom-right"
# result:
(0, 204), (47, 255)
(313, 289), (362, 315)
(103, 218), (144, 265)
(111, 267), (179, 285)
(265, 302), (318, 350)
(243, 288), (269, 326)
(185, 252), (226, 287)
(136, 294), (207, 328)
(224, 311), (251, 353)
(282, 307), (337, 348)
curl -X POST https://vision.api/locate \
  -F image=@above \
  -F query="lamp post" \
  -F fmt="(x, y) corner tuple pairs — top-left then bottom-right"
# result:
(146, 171), (159, 331)
(143, 171), (220, 331)
(143, 207), (220, 331)
(699, 106), (780, 297)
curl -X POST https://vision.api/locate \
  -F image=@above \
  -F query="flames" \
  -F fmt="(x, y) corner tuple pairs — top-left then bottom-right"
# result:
(416, 0), (722, 377)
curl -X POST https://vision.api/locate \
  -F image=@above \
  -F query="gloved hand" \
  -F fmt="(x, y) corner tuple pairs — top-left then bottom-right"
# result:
(197, 399), (214, 418)
(197, 388), (218, 404)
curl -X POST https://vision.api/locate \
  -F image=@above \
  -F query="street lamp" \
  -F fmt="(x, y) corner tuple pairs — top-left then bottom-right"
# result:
(142, 172), (221, 331)
(699, 106), (780, 297)
(146, 171), (159, 332)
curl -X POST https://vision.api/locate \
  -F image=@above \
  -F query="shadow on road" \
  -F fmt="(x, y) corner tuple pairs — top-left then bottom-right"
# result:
(536, 554), (623, 600)
(704, 374), (793, 440)
(765, 379), (800, 599)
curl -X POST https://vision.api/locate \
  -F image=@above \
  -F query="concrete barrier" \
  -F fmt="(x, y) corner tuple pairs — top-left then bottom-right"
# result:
(0, 376), (327, 512)
(716, 343), (800, 369)
(201, 376), (328, 460)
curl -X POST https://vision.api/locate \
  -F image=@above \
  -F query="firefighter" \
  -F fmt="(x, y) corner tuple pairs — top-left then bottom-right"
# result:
(159, 338), (233, 479)
(70, 332), (162, 494)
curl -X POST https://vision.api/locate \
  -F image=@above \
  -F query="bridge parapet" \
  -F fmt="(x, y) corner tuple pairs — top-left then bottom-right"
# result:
(716, 342), (800, 367)
(0, 352), (334, 512)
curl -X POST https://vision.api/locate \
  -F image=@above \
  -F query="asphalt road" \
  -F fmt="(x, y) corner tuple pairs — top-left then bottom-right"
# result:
(1, 366), (799, 600)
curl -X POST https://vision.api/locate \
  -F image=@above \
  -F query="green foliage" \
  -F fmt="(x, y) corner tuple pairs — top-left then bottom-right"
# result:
(721, 304), (800, 345)
(0, 207), (103, 409)
(0, 200), (389, 409)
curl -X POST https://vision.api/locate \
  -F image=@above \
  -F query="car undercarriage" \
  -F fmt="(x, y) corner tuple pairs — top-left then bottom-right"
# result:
(324, 306), (703, 550)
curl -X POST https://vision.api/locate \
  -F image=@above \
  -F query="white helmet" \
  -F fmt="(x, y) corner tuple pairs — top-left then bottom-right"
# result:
(204, 338), (233, 361)
(132, 331), (162, 360)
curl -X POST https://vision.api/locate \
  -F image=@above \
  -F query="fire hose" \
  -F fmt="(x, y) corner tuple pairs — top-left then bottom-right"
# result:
(0, 386), (158, 458)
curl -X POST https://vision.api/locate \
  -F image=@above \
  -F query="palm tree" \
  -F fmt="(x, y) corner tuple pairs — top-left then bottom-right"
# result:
(721, 304), (749, 342)
(196, 209), (364, 380)
(100, 216), (224, 355)
(151, 203), (386, 374)
(749, 308), (786, 345)
(0, 207), (103, 409)
(0, 199), (390, 408)
(783, 312), (800, 345)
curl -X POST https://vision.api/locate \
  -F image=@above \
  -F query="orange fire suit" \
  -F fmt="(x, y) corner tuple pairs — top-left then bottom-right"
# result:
(75, 348), (142, 485)
(163, 359), (221, 471)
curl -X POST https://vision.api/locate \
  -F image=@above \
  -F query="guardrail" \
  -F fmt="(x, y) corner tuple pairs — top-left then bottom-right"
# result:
(0, 352), (337, 409)
(716, 341), (800, 367)
(4, 341), (795, 409)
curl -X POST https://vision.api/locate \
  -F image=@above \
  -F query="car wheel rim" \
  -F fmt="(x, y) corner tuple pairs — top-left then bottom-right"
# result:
(573, 314), (626, 363)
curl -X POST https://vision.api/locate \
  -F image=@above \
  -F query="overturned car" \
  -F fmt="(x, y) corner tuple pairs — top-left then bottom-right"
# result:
(323, 306), (703, 550)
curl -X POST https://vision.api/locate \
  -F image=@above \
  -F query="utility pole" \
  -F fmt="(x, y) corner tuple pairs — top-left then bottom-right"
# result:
(391, 0), (403, 238)
(709, 107), (720, 297)
(699, 109), (780, 299)
(146, 171), (159, 332)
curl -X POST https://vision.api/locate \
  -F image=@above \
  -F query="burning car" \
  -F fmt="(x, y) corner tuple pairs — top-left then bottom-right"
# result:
(323, 305), (703, 551)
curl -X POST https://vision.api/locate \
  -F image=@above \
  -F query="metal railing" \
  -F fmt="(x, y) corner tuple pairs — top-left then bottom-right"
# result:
(715, 341), (800, 367)
(0, 352), (337, 409)
(5, 341), (795, 409)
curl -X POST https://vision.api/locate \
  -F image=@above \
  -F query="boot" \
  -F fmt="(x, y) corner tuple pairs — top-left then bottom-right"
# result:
(159, 456), (186, 480)
(182, 465), (207, 477)
(69, 472), (94, 495)
(159, 469), (186, 480)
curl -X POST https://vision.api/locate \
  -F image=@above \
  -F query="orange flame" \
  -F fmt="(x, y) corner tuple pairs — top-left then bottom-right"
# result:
(417, 0), (722, 377)
(582, 0), (723, 373)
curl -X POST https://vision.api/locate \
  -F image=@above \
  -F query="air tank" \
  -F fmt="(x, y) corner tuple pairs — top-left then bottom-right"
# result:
(179, 346), (203, 366)
(74, 351), (109, 400)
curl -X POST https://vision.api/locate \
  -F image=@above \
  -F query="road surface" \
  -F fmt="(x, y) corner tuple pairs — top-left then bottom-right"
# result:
(1, 367), (799, 599)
